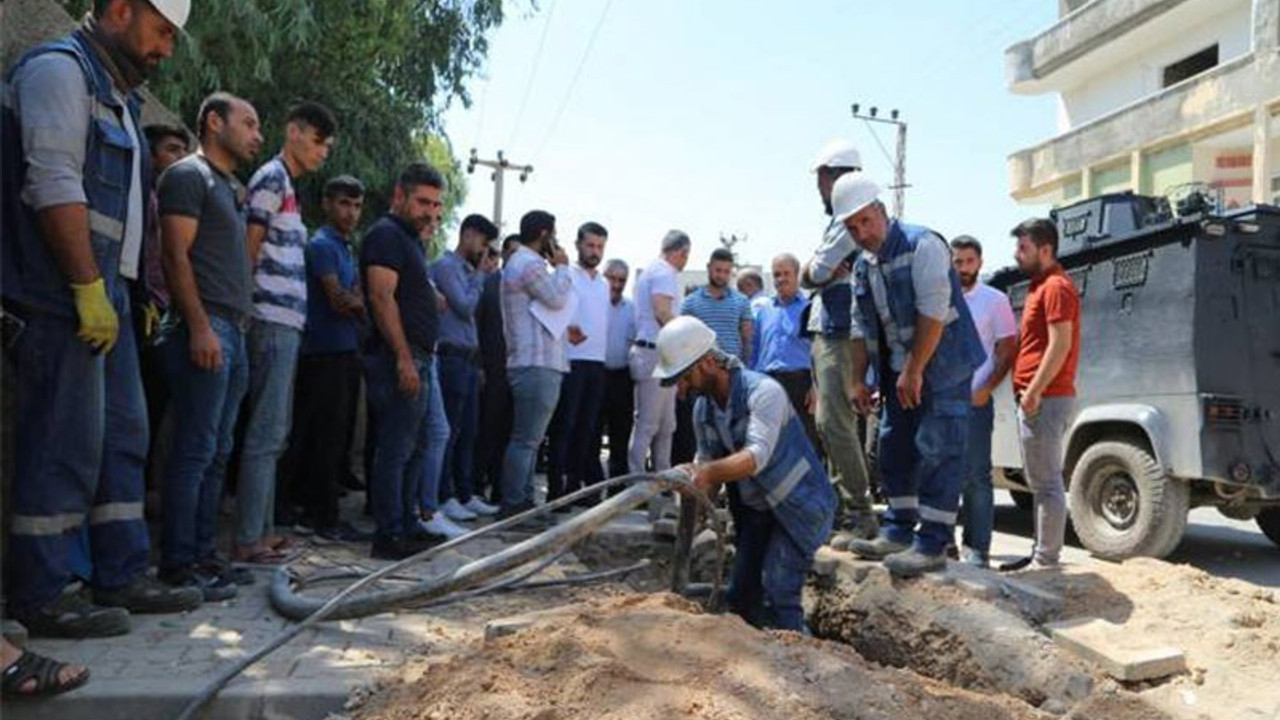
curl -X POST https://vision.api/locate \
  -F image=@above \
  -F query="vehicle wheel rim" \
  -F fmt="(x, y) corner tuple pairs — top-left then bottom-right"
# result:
(1096, 469), (1139, 530)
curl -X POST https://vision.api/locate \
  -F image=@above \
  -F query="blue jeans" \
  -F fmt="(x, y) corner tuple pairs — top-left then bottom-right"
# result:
(365, 351), (437, 536)
(877, 371), (971, 556)
(500, 366), (563, 510)
(419, 358), (449, 514)
(6, 284), (152, 615)
(725, 489), (811, 632)
(960, 400), (995, 556)
(160, 315), (249, 570)
(235, 320), (301, 547)
(437, 354), (479, 504)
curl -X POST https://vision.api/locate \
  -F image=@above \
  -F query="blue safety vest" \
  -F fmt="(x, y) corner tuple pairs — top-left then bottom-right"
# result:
(695, 367), (837, 556)
(852, 220), (985, 391)
(2, 30), (149, 318)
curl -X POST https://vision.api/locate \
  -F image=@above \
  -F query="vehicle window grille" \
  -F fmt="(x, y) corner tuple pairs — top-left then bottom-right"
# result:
(1113, 253), (1150, 289)
(1068, 266), (1089, 298)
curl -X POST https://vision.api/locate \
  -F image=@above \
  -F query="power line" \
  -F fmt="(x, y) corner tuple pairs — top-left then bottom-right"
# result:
(507, 0), (558, 149)
(532, 0), (613, 162)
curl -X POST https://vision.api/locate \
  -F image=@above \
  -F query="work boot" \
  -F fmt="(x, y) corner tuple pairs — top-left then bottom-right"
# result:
(16, 585), (131, 639)
(850, 511), (880, 540)
(883, 548), (947, 579)
(847, 535), (910, 561)
(94, 574), (203, 614)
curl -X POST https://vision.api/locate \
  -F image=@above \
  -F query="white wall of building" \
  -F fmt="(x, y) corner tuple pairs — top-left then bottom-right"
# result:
(1056, 0), (1253, 132)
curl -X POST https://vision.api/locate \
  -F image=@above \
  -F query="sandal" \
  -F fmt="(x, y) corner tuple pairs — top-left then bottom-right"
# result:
(264, 535), (298, 552)
(230, 545), (287, 565)
(2, 649), (90, 698)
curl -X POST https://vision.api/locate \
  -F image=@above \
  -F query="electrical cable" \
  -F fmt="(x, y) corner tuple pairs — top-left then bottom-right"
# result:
(507, 0), (558, 149)
(532, 0), (613, 162)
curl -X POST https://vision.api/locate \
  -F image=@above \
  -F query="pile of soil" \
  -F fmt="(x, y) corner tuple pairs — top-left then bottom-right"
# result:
(350, 594), (1058, 720)
(1019, 558), (1280, 720)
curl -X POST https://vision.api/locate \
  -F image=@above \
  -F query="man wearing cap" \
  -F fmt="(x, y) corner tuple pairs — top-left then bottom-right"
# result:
(2, 0), (201, 637)
(831, 175), (986, 578)
(660, 316), (836, 631)
(801, 140), (879, 547)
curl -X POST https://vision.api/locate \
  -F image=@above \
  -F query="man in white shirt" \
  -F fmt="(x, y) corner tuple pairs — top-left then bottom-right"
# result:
(628, 230), (691, 474)
(951, 236), (1017, 568)
(601, 260), (637, 481)
(546, 222), (611, 504)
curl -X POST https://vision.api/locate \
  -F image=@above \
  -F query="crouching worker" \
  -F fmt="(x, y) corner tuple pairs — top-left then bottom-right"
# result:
(658, 316), (836, 632)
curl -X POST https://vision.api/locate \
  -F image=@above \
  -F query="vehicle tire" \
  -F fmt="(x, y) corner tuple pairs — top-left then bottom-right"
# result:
(1068, 441), (1189, 560)
(1011, 490), (1034, 511)
(1258, 508), (1280, 549)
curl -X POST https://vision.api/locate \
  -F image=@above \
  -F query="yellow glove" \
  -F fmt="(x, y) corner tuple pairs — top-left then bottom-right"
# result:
(142, 301), (162, 341)
(70, 278), (119, 354)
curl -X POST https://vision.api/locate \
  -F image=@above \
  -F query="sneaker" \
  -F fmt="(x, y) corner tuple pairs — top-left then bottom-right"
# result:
(959, 547), (989, 569)
(16, 584), (131, 639)
(94, 574), (202, 614)
(371, 534), (433, 560)
(883, 548), (947, 579)
(440, 497), (478, 522)
(463, 496), (500, 517)
(316, 522), (373, 543)
(847, 535), (911, 561)
(198, 555), (256, 587)
(418, 512), (470, 541)
(158, 565), (238, 602)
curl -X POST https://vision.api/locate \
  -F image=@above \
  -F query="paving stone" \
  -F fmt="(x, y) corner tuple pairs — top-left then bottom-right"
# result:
(652, 518), (678, 539)
(810, 546), (841, 577)
(999, 576), (1066, 623)
(1045, 617), (1187, 681)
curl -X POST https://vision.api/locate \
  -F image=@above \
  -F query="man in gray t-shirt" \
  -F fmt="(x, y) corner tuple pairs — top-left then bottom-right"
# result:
(155, 92), (264, 599)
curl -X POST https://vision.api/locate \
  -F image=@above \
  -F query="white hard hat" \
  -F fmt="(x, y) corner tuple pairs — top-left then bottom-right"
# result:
(811, 140), (863, 172)
(653, 316), (717, 386)
(148, 0), (190, 30)
(831, 174), (882, 223)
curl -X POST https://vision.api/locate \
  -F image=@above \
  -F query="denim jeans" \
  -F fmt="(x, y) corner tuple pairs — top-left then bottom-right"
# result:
(419, 358), (449, 514)
(960, 400), (995, 556)
(547, 360), (606, 499)
(6, 284), (152, 615)
(365, 351), (436, 536)
(160, 315), (249, 570)
(234, 320), (301, 547)
(438, 354), (479, 504)
(877, 371), (971, 556)
(500, 366), (563, 510)
(725, 488), (811, 632)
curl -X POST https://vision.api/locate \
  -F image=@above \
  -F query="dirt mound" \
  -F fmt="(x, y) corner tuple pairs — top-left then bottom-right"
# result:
(1017, 558), (1280, 720)
(350, 593), (1055, 720)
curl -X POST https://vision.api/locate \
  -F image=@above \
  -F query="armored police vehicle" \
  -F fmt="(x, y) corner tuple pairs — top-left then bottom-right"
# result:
(989, 192), (1280, 559)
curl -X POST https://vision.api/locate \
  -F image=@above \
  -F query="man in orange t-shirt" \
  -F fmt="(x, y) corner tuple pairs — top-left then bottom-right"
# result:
(1004, 218), (1080, 571)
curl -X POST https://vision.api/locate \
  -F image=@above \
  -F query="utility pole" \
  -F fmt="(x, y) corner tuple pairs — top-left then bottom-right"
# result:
(851, 104), (909, 218)
(466, 149), (533, 230)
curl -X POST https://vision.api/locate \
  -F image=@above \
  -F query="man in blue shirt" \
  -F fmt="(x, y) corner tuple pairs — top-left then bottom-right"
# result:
(286, 176), (368, 542)
(430, 213), (500, 522)
(751, 254), (819, 452)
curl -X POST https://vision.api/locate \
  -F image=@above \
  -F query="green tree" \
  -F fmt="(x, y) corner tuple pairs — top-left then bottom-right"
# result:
(59, 0), (511, 229)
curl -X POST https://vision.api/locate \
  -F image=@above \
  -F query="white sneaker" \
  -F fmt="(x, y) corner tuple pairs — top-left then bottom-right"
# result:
(463, 496), (500, 516)
(419, 513), (470, 540)
(441, 497), (478, 521)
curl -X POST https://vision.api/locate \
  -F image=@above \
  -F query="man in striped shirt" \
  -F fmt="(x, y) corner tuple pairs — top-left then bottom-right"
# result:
(498, 211), (573, 517)
(234, 102), (336, 563)
(680, 248), (754, 363)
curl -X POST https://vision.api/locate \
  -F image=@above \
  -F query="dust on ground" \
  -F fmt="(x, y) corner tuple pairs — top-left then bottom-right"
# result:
(348, 593), (1057, 720)
(1016, 557), (1280, 720)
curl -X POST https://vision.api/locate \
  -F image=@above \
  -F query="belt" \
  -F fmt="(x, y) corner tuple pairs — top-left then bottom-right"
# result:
(438, 343), (480, 363)
(633, 339), (657, 349)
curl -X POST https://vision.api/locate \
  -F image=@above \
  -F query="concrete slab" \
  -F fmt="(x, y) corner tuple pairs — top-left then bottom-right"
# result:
(998, 576), (1066, 623)
(1045, 617), (1187, 681)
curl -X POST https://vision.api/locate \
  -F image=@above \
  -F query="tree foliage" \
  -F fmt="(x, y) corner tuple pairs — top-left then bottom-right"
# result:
(58, 0), (513, 232)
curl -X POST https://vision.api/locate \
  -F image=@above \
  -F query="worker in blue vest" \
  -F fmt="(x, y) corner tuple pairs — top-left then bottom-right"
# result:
(658, 316), (836, 631)
(1, 0), (200, 637)
(831, 175), (986, 578)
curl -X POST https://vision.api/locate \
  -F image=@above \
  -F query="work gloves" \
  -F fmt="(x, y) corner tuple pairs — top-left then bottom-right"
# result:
(70, 278), (119, 353)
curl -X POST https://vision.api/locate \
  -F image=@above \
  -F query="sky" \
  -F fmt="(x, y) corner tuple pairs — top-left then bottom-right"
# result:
(441, 0), (1059, 281)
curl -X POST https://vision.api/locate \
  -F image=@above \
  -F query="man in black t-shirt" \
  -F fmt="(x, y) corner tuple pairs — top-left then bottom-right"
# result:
(360, 163), (447, 560)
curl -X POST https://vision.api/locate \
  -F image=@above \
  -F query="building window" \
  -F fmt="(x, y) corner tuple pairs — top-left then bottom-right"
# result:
(1163, 45), (1219, 88)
